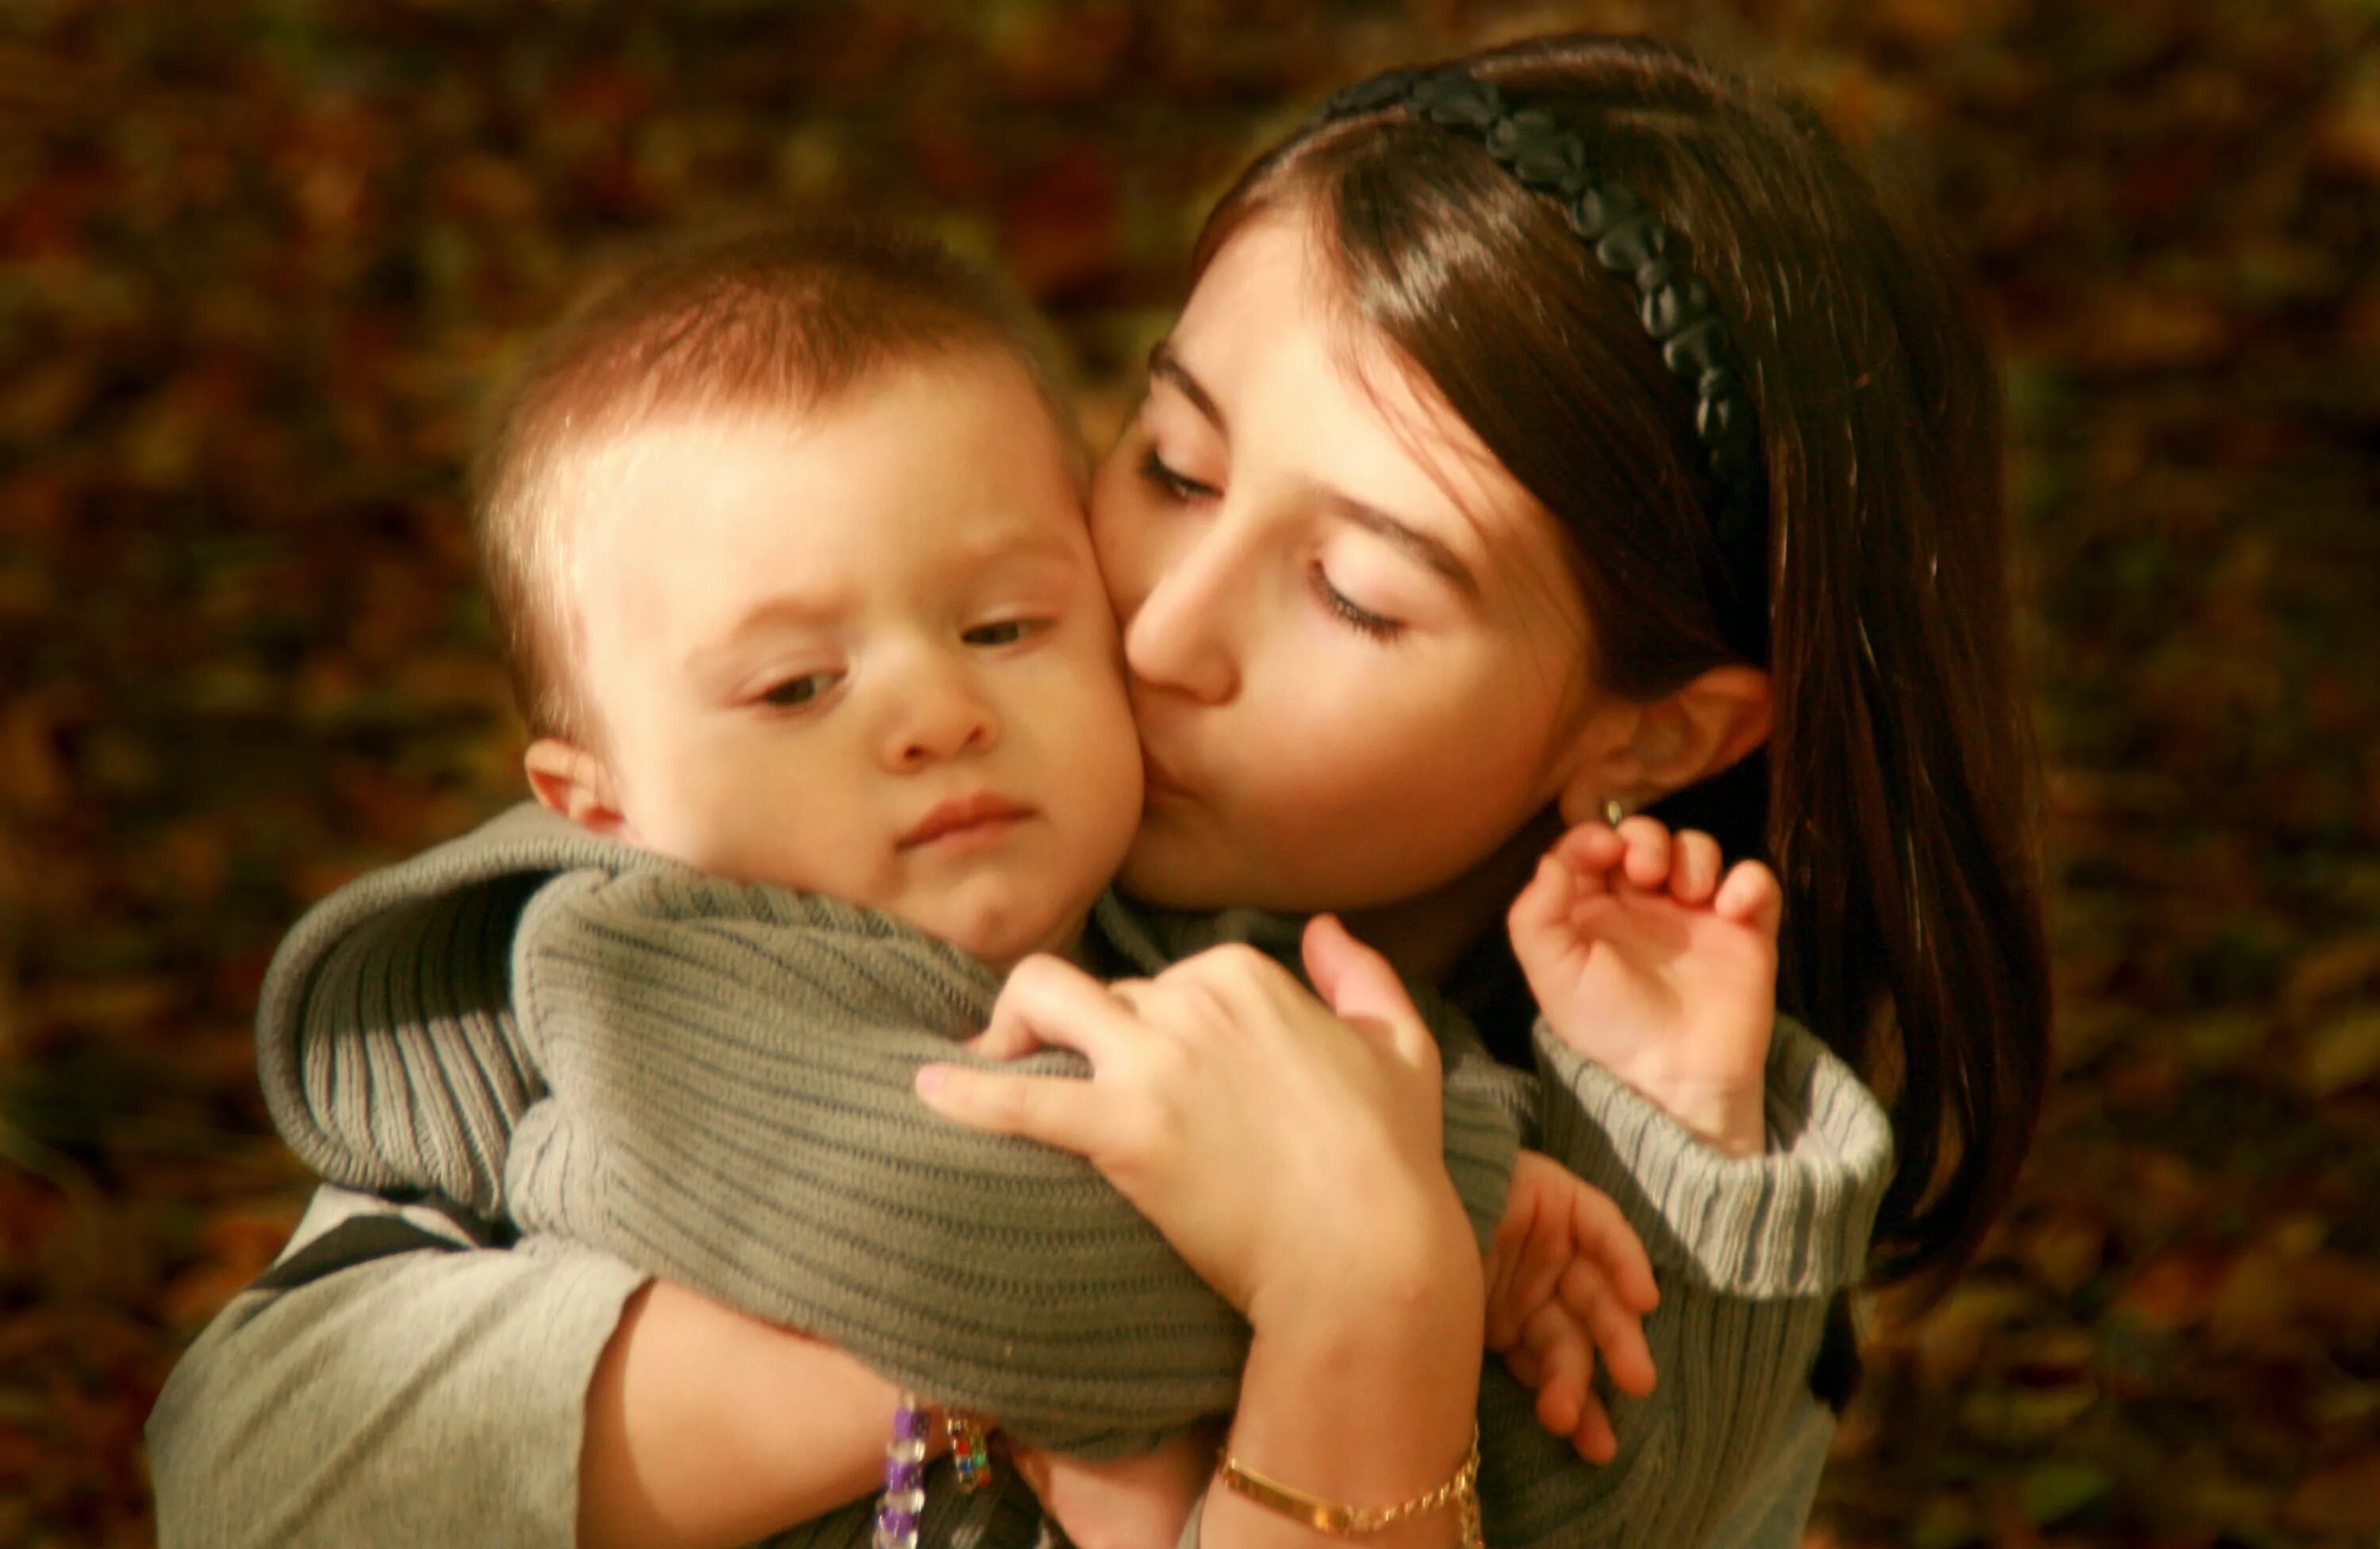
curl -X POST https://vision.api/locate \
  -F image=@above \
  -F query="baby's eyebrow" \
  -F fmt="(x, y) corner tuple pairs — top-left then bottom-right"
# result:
(689, 594), (842, 669)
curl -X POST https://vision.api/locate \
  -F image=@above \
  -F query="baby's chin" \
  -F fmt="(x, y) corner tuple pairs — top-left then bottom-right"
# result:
(906, 892), (1091, 976)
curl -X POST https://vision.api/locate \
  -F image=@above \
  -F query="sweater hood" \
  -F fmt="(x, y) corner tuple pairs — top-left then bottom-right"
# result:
(255, 803), (652, 1217)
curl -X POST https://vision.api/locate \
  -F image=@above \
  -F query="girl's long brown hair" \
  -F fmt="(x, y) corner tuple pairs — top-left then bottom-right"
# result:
(1200, 35), (2050, 1293)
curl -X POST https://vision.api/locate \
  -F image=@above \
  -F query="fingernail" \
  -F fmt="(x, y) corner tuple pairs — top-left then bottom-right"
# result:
(916, 1064), (950, 1094)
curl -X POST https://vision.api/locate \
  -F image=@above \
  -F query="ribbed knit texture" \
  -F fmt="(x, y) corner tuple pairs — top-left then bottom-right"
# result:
(505, 867), (1242, 1451)
(1532, 1017), (1892, 1297)
(257, 802), (1520, 1455)
(221, 801), (1898, 1547)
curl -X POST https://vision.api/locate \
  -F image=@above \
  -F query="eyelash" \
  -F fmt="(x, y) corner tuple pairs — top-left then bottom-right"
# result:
(1140, 445), (1404, 643)
(760, 672), (840, 710)
(1138, 447), (1214, 503)
(1310, 565), (1403, 642)
(753, 619), (1044, 711)
(963, 619), (1046, 648)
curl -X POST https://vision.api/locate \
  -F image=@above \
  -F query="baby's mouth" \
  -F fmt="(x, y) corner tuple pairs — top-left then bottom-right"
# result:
(899, 793), (1035, 850)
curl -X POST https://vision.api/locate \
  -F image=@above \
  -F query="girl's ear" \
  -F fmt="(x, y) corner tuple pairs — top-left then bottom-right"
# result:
(1555, 665), (1772, 824)
(523, 738), (631, 838)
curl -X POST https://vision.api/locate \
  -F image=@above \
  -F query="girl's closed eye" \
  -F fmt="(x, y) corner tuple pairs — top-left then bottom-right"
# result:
(1138, 446), (1216, 503)
(1309, 563), (1404, 642)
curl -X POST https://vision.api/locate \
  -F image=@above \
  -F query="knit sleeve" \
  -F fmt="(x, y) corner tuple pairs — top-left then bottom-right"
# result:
(501, 868), (1247, 1455)
(1467, 1017), (1891, 1546)
(148, 1184), (646, 1549)
(1532, 1014), (1890, 1297)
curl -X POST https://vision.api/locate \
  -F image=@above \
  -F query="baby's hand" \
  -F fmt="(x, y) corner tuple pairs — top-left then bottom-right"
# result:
(1507, 817), (1783, 1156)
(1008, 1428), (1219, 1549)
(1484, 1150), (1659, 1462)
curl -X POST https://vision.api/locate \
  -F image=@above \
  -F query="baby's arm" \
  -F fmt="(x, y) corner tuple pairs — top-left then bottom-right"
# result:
(1507, 816), (1783, 1156)
(502, 867), (1241, 1452)
(1487, 815), (1893, 1545)
(1007, 1428), (1220, 1549)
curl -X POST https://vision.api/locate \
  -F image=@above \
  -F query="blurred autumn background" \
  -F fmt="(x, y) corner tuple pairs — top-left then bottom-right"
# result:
(4, 0), (2378, 1544)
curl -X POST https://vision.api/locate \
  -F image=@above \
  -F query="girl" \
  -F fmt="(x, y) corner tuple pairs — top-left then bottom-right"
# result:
(149, 33), (2048, 1549)
(919, 33), (2048, 1546)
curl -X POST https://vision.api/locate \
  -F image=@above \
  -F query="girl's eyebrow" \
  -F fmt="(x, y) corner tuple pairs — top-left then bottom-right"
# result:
(1147, 339), (1226, 434)
(1320, 490), (1480, 599)
(1150, 337), (1477, 598)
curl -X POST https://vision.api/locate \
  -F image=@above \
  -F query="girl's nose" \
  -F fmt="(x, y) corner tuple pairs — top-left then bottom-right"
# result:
(1119, 527), (1242, 706)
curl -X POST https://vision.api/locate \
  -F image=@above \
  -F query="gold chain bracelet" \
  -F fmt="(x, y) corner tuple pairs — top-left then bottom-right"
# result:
(1215, 1424), (1483, 1548)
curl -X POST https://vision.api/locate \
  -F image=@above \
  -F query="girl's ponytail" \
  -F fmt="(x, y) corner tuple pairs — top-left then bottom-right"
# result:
(1761, 120), (2052, 1287)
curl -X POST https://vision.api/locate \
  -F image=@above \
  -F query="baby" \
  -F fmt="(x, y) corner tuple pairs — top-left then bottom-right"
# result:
(489, 228), (1141, 984)
(250, 219), (1764, 1547)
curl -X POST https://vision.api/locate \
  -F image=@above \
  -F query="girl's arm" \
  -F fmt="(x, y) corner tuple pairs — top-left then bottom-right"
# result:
(148, 1184), (1015, 1549)
(496, 867), (1518, 1447)
(578, 1279), (905, 1549)
(919, 918), (1492, 1549)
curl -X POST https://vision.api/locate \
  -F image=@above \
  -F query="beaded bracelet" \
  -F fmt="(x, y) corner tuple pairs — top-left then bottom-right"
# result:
(871, 1393), (995, 1549)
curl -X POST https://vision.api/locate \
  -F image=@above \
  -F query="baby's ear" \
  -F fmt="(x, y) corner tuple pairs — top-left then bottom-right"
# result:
(523, 738), (631, 838)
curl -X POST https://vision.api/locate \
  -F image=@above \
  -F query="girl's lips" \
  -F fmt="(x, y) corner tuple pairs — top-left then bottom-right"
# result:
(1142, 761), (1200, 804)
(899, 793), (1035, 850)
(1139, 751), (1196, 803)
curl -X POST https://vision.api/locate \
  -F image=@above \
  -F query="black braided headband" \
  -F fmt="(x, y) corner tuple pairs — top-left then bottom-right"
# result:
(1313, 67), (1770, 658)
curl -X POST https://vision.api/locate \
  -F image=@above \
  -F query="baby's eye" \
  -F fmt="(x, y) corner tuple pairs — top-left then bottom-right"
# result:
(963, 619), (1045, 648)
(760, 671), (841, 708)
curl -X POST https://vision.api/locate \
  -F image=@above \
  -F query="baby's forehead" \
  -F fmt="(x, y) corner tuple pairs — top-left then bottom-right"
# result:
(557, 367), (1087, 595)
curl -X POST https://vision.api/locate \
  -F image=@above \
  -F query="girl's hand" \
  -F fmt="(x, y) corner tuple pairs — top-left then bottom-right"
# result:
(1007, 1429), (1220, 1549)
(1483, 1152), (1659, 1463)
(1507, 818), (1783, 1156)
(915, 914), (1477, 1334)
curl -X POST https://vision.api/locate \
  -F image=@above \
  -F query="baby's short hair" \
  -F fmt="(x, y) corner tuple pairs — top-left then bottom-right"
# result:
(470, 219), (1070, 741)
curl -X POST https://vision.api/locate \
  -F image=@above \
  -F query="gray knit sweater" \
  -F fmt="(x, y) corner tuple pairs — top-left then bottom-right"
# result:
(254, 802), (1523, 1454)
(151, 803), (1894, 1549)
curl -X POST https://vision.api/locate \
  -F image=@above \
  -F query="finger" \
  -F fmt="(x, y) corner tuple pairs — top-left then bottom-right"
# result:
(1564, 1184), (1660, 1314)
(1505, 851), (1580, 966)
(1614, 815), (1673, 890)
(1100, 976), (1157, 1016)
(1714, 857), (1785, 937)
(1670, 830), (1722, 904)
(978, 954), (1140, 1067)
(916, 1063), (1118, 1159)
(1522, 1302), (1591, 1438)
(1551, 822), (1626, 880)
(1562, 1260), (1658, 1398)
(1482, 1225), (1527, 1352)
(1570, 1394), (1619, 1465)
(968, 1004), (1050, 1061)
(1501, 1339), (1545, 1390)
(1488, 1239), (1564, 1355)
(1301, 914), (1426, 1056)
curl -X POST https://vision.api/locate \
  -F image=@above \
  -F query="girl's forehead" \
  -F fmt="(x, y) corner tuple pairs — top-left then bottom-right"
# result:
(1177, 212), (1583, 613)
